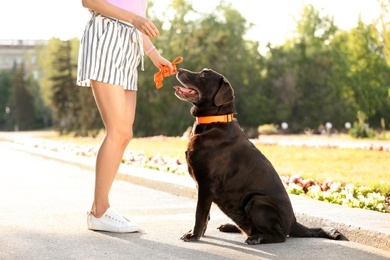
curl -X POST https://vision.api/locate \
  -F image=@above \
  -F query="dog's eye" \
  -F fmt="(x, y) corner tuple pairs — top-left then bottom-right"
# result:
(200, 68), (212, 79)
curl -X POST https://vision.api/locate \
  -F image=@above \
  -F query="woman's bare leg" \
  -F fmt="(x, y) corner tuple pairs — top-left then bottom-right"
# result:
(90, 80), (137, 218)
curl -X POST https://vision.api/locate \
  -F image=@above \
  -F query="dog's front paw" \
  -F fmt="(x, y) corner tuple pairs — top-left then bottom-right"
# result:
(180, 230), (200, 242)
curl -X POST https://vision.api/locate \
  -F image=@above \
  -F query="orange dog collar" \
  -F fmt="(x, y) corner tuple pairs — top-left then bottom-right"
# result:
(154, 56), (183, 89)
(196, 114), (234, 124)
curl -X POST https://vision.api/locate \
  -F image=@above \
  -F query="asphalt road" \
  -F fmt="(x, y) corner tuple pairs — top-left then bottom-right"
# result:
(1, 141), (390, 260)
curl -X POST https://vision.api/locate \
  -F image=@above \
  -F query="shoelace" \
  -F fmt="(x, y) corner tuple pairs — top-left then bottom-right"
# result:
(154, 56), (183, 89)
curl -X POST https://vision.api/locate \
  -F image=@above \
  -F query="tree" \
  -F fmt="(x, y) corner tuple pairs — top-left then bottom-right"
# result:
(50, 39), (102, 136)
(264, 5), (352, 132)
(0, 70), (11, 130)
(50, 40), (76, 134)
(342, 19), (390, 127)
(378, 0), (390, 66)
(11, 62), (35, 130)
(377, 0), (390, 130)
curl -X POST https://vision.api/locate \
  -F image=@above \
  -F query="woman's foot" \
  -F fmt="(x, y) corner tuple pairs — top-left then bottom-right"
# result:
(87, 207), (140, 233)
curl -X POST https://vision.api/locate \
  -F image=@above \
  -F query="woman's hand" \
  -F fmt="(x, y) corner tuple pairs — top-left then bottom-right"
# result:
(132, 15), (160, 37)
(149, 51), (174, 74)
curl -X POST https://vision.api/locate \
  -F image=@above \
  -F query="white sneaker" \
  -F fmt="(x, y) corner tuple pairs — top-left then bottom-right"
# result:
(87, 207), (140, 233)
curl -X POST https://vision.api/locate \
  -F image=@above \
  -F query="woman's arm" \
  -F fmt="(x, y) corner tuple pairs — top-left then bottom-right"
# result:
(81, 0), (159, 37)
(143, 34), (174, 73)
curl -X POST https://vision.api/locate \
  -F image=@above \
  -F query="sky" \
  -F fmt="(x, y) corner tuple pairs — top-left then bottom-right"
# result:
(0, 0), (383, 50)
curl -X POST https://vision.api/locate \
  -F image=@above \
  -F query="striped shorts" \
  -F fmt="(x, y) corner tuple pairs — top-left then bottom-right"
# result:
(76, 13), (144, 90)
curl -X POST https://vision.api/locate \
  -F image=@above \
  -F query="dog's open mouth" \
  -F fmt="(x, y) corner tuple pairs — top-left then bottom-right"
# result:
(173, 86), (199, 100)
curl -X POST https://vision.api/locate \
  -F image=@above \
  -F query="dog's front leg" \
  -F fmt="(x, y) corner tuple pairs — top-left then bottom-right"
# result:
(181, 189), (213, 242)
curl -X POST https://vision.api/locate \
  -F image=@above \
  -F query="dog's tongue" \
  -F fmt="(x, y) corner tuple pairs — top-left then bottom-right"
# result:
(173, 86), (192, 94)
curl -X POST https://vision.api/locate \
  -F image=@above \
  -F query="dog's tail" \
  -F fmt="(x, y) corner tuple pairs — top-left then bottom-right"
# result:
(289, 221), (341, 240)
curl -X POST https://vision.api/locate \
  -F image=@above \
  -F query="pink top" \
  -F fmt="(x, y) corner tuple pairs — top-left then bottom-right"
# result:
(106, 0), (146, 17)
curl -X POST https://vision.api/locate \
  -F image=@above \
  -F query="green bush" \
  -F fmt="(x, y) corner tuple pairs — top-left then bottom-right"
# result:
(349, 111), (376, 138)
(258, 124), (279, 135)
(349, 122), (376, 138)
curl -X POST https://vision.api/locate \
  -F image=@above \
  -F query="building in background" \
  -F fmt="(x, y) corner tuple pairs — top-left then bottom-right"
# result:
(0, 39), (47, 79)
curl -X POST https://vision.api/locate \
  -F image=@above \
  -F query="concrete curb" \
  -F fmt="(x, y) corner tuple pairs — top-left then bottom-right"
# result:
(1, 137), (389, 252)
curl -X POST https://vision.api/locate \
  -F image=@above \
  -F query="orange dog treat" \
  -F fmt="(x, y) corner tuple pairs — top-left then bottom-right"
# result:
(154, 56), (183, 89)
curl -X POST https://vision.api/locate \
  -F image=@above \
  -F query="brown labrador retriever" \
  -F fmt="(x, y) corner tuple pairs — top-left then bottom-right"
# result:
(173, 68), (342, 245)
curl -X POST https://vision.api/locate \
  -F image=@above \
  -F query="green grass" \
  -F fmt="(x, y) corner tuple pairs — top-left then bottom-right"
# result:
(127, 137), (188, 160)
(258, 145), (390, 195)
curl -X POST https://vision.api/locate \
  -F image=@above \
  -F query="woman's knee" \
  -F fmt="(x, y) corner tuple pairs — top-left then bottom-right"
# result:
(106, 126), (133, 144)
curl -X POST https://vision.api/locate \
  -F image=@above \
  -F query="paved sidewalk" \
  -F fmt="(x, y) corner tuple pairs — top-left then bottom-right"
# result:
(0, 131), (389, 254)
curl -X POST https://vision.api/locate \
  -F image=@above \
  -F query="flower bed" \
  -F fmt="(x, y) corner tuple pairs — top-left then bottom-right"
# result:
(281, 175), (388, 213)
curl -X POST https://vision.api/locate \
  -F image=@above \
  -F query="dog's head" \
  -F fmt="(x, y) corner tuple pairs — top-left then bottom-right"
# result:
(174, 68), (236, 117)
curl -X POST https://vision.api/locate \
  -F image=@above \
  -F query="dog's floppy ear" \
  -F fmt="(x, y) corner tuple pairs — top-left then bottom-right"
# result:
(214, 77), (235, 106)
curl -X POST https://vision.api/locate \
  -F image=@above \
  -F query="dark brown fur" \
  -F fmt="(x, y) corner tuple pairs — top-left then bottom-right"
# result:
(174, 68), (341, 245)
